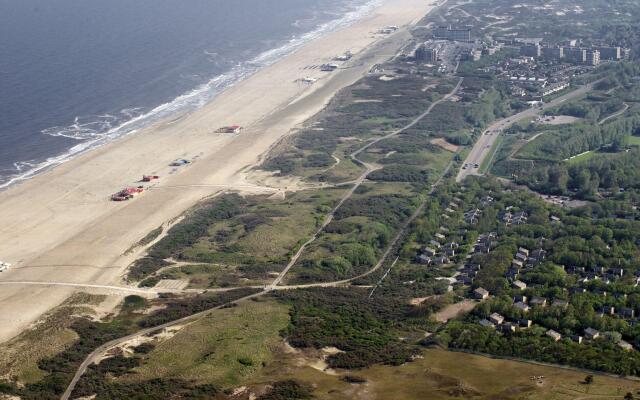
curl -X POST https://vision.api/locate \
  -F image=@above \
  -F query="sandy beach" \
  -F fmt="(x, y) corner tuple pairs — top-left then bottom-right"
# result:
(0, 0), (433, 343)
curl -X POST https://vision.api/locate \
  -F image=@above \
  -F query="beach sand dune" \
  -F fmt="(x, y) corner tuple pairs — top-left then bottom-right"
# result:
(0, 0), (432, 343)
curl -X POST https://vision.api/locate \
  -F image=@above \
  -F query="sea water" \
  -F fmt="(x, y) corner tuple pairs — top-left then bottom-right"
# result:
(0, 0), (383, 188)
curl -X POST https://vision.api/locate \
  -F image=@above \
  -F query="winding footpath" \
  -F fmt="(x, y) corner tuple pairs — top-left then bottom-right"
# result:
(58, 78), (463, 400)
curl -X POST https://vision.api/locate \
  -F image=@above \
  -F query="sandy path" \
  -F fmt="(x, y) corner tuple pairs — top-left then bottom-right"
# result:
(0, 0), (433, 343)
(434, 299), (476, 323)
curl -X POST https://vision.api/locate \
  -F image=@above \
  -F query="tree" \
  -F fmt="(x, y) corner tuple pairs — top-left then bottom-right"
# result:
(624, 392), (634, 400)
(548, 166), (569, 194)
(584, 374), (594, 385)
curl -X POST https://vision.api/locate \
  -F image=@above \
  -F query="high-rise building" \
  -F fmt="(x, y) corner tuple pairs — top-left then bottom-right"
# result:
(586, 50), (600, 66)
(597, 46), (622, 60)
(461, 49), (481, 61)
(563, 47), (587, 63)
(433, 25), (472, 42)
(542, 46), (564, 60)
(415, 45), (438, 63)
(520, 44), (541, 58)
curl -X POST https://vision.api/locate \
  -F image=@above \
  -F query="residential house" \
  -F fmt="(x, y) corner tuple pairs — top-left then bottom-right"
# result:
(489, 313), (505, 325)
(513, 294), (527, 303)
(584, 328), (600, 340)
(567, 266), (585, 274)
(465, 263), (481, 271)
(610, 268), (624, 277)
(530, 297), (547, 307)
(546, 329), (562, 342)
(512, 211), (528, 225)
(434, 256), (450, 265)
(518, 319), (533, 328)
(500, 322), (516, 334)
(515, 252), (528, 263)
(530, 249), (546, 262)
(512, 280), (527, 290)
(479, 319), (495, 329)
(416, 255), (432, 265)
(618, 340), (634, 351)
(474, 242), (492, 254)
(422, 247), (437, 257)
(598, 305), (615, 316)
(514, 302), (530, 313)
(474, 287), (489, 300)
(620, 308), (636, 319)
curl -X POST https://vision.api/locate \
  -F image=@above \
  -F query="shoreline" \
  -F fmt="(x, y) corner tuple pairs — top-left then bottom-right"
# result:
(0, 0), (386, 191)
(0, 0), (432, 343)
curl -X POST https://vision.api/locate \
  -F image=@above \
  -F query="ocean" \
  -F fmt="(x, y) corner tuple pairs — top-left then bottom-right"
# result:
(0, 0), (382, 188)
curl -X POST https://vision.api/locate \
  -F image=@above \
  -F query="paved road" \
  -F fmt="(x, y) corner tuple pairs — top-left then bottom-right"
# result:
(456, 81), (598, 182)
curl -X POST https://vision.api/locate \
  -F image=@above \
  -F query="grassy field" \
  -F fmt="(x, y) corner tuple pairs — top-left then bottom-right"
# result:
(160, 188), (348, 288)
(255, 347), (640, 400)
(124, 298), (289, 387)
(625, 135), (640, 146)
(184, 191), (336, 261)
(565, 150), (597, 164)
(0, 293), (106, 384)
(156, 263), (256, 289)
(479, 134), (504, 174)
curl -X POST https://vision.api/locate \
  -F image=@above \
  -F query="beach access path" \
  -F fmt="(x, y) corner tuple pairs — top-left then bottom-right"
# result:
(0, 0), (433, 343)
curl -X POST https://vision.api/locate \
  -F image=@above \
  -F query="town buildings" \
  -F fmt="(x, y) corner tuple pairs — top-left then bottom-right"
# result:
(433, 25), (472, 42)
(415, 44), (439, 63)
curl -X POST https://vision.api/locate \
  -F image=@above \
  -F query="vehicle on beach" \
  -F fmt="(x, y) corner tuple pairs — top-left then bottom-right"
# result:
(216, 126), (243, 134)
(170, 159), (191, 167)
(0, 262), (11, 272)
(111, 187), (144, 201)
(334, 51), (352, 61)
(320, 63), (339, 72)
(142, 175), (159, 182)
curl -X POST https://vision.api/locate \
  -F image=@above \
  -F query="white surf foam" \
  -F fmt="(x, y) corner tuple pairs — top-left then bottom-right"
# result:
(0, 0), (385, 190)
